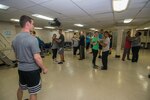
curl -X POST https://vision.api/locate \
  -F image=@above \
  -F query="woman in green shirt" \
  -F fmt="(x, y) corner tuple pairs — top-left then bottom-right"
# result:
(92, 31), (99, 69)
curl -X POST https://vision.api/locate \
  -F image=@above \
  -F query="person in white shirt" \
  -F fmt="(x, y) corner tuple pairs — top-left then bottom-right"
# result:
(99, 31), (110, 70)
(72, 33), (79, 55)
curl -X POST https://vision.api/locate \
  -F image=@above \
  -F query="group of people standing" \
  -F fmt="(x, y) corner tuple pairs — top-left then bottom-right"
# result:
(71, 30), (112, 70)
(122, 31), (141, 62)
(12, 14), (143, 100)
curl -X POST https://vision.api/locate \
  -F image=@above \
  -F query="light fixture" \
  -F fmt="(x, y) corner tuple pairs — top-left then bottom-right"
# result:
(67, 29), (74, 32)
(44, 26), (55, 29)
(74, 24), (84, 27)
(90, 28), (98, 31)
(144, 27), (149, 30)
(10, 18), (19, 22)
(113, 0), (129, 12)
(34, 27), (43, 30)
(90, 28), (95, 30)
(0, 4), (9, 10)
(32, 14), (54, 21)
(123, 19), (133, 23)
(74, 30), (79, 32)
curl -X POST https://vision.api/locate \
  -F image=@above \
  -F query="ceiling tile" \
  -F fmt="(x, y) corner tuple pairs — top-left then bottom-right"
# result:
(145, 1), (150, 8)
(29, 0), (51, 4)
(136, 8), (150, 18)
(25, 5), (67, 19)
(128, 0), (149, 9)
(0, 7), (17, 14)
(72, 0), (112, 14)
(93, 13), (114, 21)
(40, 0), (87, 17)
(114, 8), (141, 20)
(0, 0), (36, 9)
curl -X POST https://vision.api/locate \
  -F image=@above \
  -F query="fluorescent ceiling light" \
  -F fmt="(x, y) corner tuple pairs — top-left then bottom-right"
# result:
(74, 30), (79, 32)
(0, 4), (9, 10)
(67, 29), (74, 32)
(10, 18), (19, 22)
(32, 14), (54, 21)
(34, 27), (43, 30)
(74, 24), (84, 27)
(123, 19), (133, 23)
(44, 26), (55, 29)
(90, 28), (98, 31)
(65, 31), (69, 33)
(144, 27), (150, 30)
(90, 28), (95, 30)
(113, 0), (129, 12)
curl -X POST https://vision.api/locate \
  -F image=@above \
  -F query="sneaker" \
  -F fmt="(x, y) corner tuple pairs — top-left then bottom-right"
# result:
(101, 67), (107, 70)
(98, 55), (102, 58)
(58, 62), (63, 64)
(93, 65), (98, 69)
(101, 68), (107, 70)
(122, 59), (125, 61)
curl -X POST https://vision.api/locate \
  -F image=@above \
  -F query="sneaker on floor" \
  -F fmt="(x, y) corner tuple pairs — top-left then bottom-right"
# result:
(98, 55), (102, 58)
(93, 65), (98, 69)
(122, 59), (125, 61)
(101, 67), (107, 70)
(58, 62), (63, 64)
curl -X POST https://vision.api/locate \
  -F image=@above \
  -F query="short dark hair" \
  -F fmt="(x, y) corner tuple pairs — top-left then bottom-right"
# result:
(104, 31), (109, 34)
(137, 31), (142, 36)
(32, 31), (36, 35)
(20, 15), (33, 28)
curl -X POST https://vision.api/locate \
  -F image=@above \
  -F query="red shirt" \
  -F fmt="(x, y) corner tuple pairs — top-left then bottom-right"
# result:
(125, 37), (131, 48)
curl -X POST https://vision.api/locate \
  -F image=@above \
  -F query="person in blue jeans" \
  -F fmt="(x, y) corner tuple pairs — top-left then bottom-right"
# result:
(91, 31), (99, 69)
(99, 31), (110, 70)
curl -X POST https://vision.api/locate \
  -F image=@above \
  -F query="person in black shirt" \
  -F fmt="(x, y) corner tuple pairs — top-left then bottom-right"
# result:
(56, 29), (65, 64)
(79, 31), (85, 60)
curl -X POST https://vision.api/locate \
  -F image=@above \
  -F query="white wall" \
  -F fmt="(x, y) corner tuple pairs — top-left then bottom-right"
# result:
(0, 22), (17, 60)
(0, 22), (17, 44)
(15, 26), (74, 43)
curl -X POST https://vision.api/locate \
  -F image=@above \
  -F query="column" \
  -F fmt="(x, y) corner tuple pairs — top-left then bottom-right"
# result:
(145, 30), (149, 49)
(115, 29), (124, 58)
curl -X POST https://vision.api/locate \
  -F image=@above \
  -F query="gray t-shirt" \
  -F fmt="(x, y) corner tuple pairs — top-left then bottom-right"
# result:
(51, 39), (59, 49)
(12, 32), (41, 71)
(131, 36), (141, 47)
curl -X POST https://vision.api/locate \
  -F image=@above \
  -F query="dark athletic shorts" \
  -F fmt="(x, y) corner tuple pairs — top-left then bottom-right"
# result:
(18, 69), (41, 94)
(58, 48), (64, 54)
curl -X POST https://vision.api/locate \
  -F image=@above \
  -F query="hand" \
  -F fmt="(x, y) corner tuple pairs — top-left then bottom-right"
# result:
(42, 67), (48, 74)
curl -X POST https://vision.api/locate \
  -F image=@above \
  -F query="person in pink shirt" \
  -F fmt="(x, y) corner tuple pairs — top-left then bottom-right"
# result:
(122, 31), (131, 61)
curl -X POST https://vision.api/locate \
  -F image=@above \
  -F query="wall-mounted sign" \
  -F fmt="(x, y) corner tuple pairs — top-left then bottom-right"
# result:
(2, 30), (12, 37)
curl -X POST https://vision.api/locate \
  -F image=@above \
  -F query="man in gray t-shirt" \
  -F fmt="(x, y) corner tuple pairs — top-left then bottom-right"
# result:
(12, 15), (48, 100)
(57, 29), (65, 64)
(12, 32), (41, 71)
